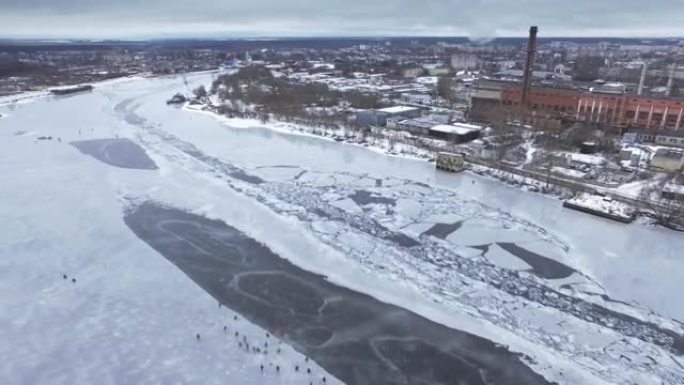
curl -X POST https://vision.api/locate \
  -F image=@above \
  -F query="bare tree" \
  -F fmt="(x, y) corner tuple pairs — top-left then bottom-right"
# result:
(193, 85), (207, 99)
(436, 76), (456, 107)
(533, 114), (566, 188)
(487, 106), (523, 166)
(388, 137), (397, 153)
(638, 172), (684, 230)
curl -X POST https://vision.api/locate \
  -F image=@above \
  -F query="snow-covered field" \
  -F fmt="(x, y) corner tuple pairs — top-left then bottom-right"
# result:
(2, 73), (684, 385)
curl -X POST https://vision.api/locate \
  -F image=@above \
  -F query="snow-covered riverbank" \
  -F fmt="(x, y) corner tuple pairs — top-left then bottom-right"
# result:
(184, 103), (437, 161)
(183, 103), (587, 201)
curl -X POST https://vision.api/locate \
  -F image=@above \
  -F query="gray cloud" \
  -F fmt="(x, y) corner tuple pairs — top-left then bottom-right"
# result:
(0, 0), (682, 38)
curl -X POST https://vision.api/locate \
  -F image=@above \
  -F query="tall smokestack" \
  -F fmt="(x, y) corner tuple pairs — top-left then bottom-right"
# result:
(637, 62), (647, 95)
(666, 63), (676, 97)
(521, 26), (538, 107)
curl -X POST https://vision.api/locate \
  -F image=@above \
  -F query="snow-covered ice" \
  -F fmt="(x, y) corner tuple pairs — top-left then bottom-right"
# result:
(565, 193), (635, 221)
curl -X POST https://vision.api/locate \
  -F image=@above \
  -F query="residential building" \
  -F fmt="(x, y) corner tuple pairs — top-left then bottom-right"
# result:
(451, 53), (478, 71)
(403, 68), (425, 78)
(400, 93), (433, 105)
(655, 131), (684, 147)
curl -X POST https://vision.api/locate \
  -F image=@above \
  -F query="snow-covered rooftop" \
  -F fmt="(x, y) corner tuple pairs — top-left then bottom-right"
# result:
(552, 166), (587, 179)
(565, 152), (606, 166)
(377, 106), (420, 114)
(430, 123), (481, 135)
(452, 122), (482, 130)
(397, 118), (434, 129)
(415, 76), (438, 85)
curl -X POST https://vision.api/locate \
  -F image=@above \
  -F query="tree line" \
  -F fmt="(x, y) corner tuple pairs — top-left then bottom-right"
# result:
(210, 65), (384, 115)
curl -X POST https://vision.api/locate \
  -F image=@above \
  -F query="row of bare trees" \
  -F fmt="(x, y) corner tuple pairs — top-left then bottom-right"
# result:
(638, 172), (684, 230)
(210, 66), (383, 114)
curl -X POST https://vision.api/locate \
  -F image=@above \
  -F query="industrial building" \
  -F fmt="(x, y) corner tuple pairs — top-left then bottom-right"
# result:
(650, 148), (684, 171)
(654, 131), (684, 147)
(400, 93), (433, 105)
(355, 106), (422, 127)
(429, 123), (482, 143)
(469, 25), (684, 133)
(471, 82), (684, 131)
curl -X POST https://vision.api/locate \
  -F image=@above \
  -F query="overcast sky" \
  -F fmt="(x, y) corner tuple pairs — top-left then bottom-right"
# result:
(1, 0), (683, 39)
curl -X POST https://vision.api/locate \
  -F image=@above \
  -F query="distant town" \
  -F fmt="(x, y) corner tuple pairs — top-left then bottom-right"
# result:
(2, 32), (683, 228)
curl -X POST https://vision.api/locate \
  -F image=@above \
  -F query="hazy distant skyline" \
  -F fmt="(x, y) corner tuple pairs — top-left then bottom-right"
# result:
(1, 0), (683, 39)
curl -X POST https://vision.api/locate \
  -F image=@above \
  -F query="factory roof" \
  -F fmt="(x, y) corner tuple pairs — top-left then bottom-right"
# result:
(397, 118), (434, 129)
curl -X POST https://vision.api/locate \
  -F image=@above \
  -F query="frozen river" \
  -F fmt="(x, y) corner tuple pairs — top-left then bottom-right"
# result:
(2, 72), (684, 385)
(133, 74), (684, 321)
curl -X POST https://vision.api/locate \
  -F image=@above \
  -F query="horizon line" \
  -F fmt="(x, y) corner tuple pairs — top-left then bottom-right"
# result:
(1, 35), (683, 43)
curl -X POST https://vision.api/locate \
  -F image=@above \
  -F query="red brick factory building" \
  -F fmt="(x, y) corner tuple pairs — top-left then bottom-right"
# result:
(470, 25), (684, 132)
(471, 82), (684, 131)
